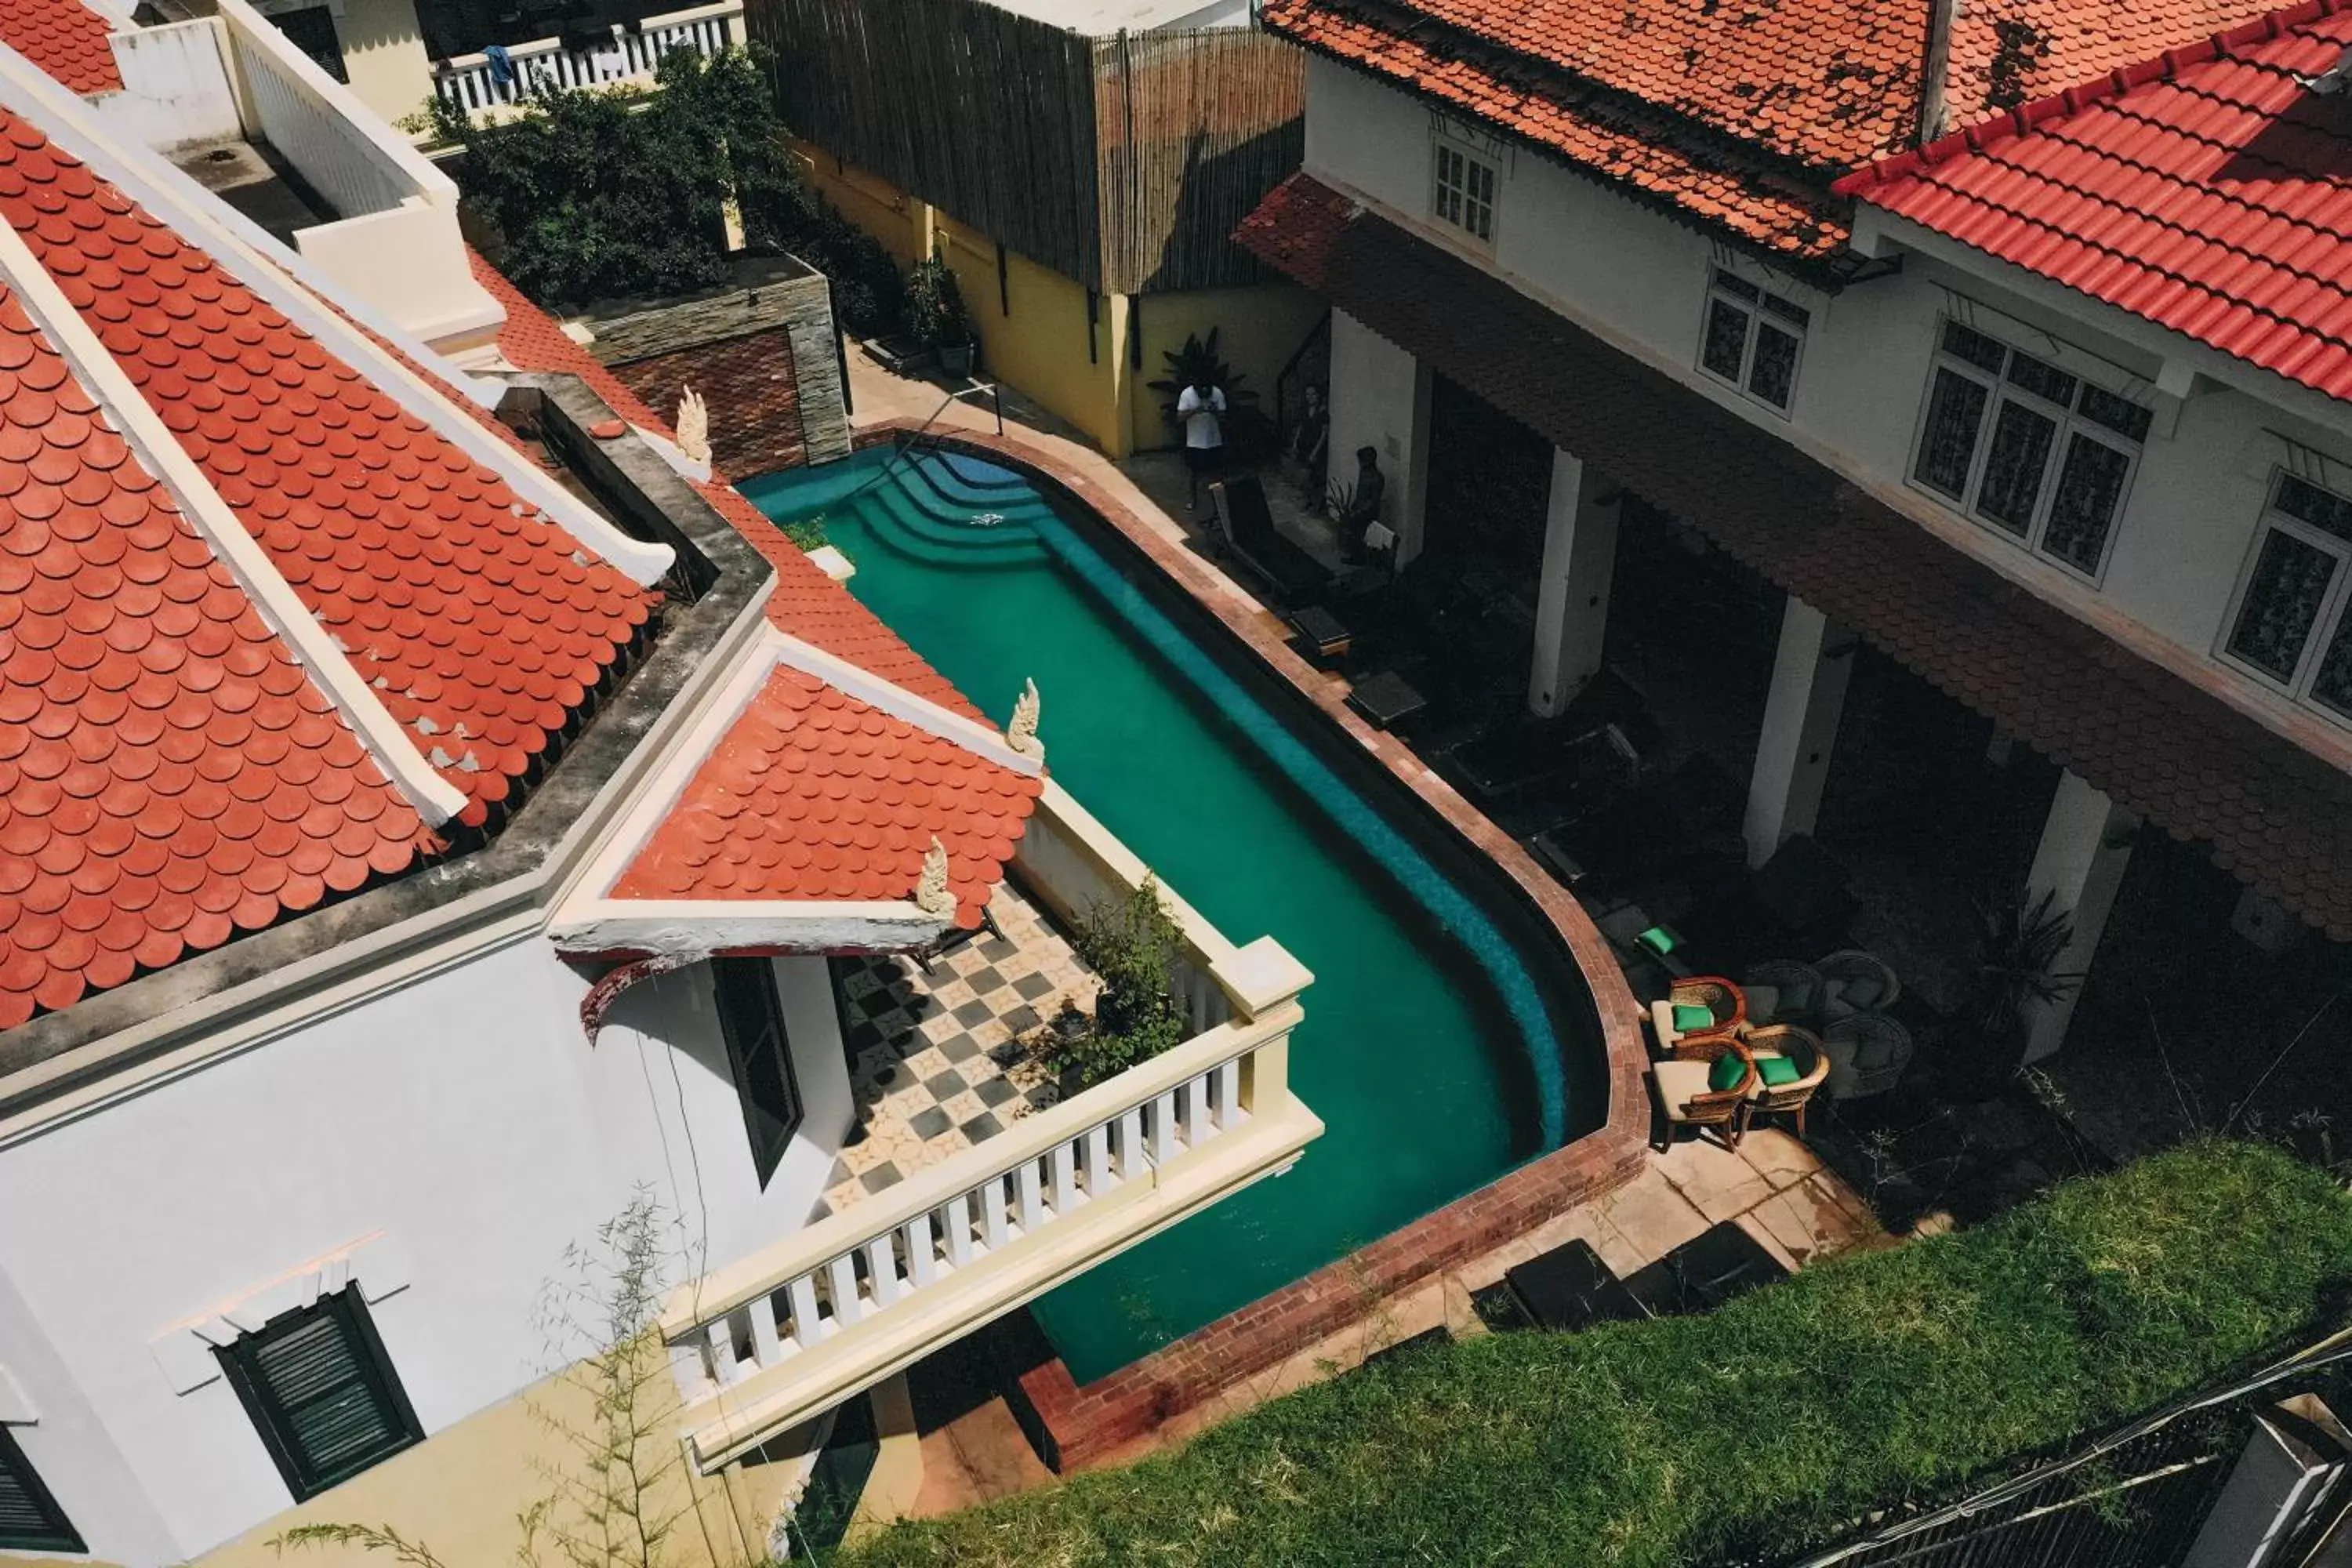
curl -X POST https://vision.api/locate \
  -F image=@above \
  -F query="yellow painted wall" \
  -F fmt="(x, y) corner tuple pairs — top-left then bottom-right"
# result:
(333, 0), (437, 129)
(1123, 280), (1327, 457)
(789, 138), (1323, 462)
(186, 1348), (799, 1568)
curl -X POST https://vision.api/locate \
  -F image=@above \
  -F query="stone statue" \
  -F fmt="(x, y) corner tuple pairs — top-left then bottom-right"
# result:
(914, 837), (955, 916)
(1007, 678), (1044, 762)
(677, 386), (711, 466)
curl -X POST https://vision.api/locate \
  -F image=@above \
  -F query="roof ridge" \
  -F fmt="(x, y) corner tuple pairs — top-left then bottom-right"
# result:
(0, 214), (470, 827)
(1836, 0), (2350, 193)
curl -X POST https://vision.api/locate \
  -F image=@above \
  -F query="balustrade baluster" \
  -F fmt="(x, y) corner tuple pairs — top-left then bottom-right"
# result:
(1050, 1141), (1081, 1212)
(1217, 1058), (1247, 1128)
(746, 1294), (782, 1370)
(1116, 1107), (1148, 1178)
(864, 1236), (902, 1307)
(982, 1175), (1011, 1248)
(706, 1318), (740, 1385)
(942, 1191), (977, 1267)
(1152, 1091), (1180, 1163)
(786, 1274), (822, 1348)
(1084, 1123), (1113, 1192)
(903, 1213), (939, 1288)
(1016, 1160), (1047, 1231)
(1185, 1073), (1214, 1145)
(826, 1253), (863, 1327)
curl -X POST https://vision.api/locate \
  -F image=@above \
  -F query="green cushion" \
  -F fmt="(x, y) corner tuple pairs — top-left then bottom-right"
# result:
(1841, 975), (1886, 1009)
(1756, 1054), (1804, 1087)
(1671, 1003), (1716, 1033)
(1636, 924), (1680, 956)
(1708, 1054), (1748, 1092)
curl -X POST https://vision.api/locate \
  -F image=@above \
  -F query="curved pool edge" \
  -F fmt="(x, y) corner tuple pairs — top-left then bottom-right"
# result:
(850, 420), (1653, 1466)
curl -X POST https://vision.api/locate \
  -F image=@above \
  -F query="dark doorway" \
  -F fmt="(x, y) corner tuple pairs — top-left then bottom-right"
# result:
(1423, 373), (1553, 598)
(268, 6), (349, 82)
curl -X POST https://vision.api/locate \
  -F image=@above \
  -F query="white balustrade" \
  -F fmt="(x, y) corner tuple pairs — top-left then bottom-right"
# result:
(434, 2), (743, 118)
(217, 0), (436, 220)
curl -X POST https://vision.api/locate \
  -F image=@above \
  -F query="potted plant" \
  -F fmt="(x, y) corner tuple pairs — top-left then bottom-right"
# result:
(902, 249), (976, 377)
(1033, 880), (1189, 1092)
(1951, 885), (2082, 1098)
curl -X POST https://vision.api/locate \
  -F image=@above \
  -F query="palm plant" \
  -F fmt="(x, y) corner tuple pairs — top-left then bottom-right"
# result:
(1967, 885), (2082, 1053)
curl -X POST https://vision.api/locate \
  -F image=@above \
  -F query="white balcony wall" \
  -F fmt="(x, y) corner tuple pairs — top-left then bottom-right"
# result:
(1303, 56), (2352, 758)
(89, 20), (245, 150)
(0, 939), (851, 1563)
(433, 1), (742, 122)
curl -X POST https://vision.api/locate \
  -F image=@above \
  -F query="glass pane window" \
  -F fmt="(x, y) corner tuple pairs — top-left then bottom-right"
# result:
(0, 1428), (82, 1552)
(714, 956), (804, 1187)
(2222, 474), (2352, 723)
(1908, 318), (2149, 577)
(1696, 269), (1807, 413)
(1913, 368), (1987, 499)
(216, 1290), (423, 1502)
(1432, 142), (1497, 242)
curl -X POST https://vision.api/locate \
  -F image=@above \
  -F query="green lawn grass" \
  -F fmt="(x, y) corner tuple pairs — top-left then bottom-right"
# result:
(831, 1141), (2352, 1567)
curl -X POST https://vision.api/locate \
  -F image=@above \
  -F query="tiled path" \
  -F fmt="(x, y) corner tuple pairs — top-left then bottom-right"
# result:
(817, 882), (1100, 1218)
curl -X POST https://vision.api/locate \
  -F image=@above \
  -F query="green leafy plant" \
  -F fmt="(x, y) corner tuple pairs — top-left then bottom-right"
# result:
(905, 251), (971, 352)
(781, 512), (830, 553)
(1037, 880), (1189, 1088)
(1147, 328), (1254, 426)
(1969, 885), (2082, 1041)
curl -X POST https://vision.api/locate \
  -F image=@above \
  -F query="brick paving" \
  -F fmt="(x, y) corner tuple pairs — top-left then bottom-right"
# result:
(815, 882), (1099, 1219)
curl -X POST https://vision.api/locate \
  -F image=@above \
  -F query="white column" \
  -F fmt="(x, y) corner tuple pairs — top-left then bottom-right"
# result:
(1326, 309), (1432, 566)
(2021, 771), (2135, 1062)
(1528, 450), (1621, 717)
(1744, 597), (1854, 867)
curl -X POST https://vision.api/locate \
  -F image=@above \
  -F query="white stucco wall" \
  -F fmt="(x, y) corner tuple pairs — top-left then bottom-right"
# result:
(0, 944), (849, 1563)
(1302, 55), (2352, 754)
(91, 20), (247, 151)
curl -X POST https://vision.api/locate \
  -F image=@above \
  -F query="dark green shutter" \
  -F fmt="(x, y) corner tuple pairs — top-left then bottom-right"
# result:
(0, 1427), (83, 1552)
(713, 957), (804, 1186)
(219, 1291), (423, 1501)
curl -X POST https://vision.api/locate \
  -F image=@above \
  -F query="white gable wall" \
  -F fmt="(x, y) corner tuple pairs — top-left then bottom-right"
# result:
(1303, 55), (2352, 764)
(0, 943), (849, 1562)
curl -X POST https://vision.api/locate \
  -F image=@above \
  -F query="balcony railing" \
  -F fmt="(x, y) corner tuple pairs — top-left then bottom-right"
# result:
(656, 781), (1323, 1470)
(434, 2), (742, 119)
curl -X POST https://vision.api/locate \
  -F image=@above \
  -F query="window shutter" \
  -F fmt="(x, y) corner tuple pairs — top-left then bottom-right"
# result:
(220, 1290), (423, 1501)
(0, 1428), (82, 1551)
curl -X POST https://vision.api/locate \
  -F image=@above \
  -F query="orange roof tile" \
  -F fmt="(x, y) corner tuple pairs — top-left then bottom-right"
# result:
(1262, 0), (2288, 256)
(609, 664), (1039, 927)
(0, 111), (660, 832)
(0, 0), (121, 98)
(1842, 0), (2352, 403)
(0, 281), (428, 1028)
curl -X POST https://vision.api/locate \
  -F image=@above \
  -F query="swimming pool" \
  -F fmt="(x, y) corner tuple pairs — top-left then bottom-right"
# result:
(739, 445), (1606, 1382)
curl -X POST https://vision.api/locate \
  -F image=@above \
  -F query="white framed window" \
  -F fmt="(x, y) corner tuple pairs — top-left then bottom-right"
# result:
(1908, 319), (2152, 579)
(1697, 269), (1809, 414)
(2219, 471), (2352, 723)
(1431, 140), (1497, 244)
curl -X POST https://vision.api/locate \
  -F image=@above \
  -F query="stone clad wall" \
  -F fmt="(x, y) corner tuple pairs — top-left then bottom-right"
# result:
(586, 253), (851, 474)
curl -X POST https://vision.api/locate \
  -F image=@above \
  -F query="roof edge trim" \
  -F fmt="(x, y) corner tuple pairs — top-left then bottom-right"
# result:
(769, 628), (1043, 779)
(549, 900), (956, 960)
(0, 53), (678, 589)
(0, 219), (470, 826)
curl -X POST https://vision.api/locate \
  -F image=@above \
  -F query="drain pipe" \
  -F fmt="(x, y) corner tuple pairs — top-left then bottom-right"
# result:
(1918, 0), (1958, 144)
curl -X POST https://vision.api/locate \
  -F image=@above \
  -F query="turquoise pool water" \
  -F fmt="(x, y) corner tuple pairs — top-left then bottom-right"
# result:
(739, 447), (1602, 1382)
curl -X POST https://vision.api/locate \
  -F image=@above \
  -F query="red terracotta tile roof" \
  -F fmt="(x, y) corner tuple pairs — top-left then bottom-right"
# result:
(0, 0), (121, 98)
(1239, 172), (2352, 938)
(1840, 0), (2352, 403)
(608, 662), (1038, 927)
(1258, 0), (1849, 258)
(0, 111), (660, 833)
(0, 281), (429, 1029)
(1262, 0), (2287, 258)
(472, 256), (990, 723)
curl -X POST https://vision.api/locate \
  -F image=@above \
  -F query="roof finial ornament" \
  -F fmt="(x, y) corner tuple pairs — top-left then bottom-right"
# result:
(677, 385), (710, 466)
(1007, 678), (1044, 762)
(914, 837), (955, 916)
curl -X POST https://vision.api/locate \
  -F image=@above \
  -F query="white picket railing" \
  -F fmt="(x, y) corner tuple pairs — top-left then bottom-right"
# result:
(434, 2), (742, 118)
(219, 0), (446, 220)
(657, 781), (1319, 1469)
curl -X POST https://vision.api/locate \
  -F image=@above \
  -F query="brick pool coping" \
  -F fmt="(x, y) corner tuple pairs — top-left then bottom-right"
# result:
(855, 422), (1653, 1471)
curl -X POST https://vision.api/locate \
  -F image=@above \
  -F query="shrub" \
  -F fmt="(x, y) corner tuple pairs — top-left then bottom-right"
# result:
(1037, 879), (1189, 1088)
(827, 1140), (2352, 1567)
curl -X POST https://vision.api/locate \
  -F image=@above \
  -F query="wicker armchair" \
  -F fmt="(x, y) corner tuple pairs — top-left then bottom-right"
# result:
(1821, 1014), (1915, 1099)
(1741, 960), (1826, 1029)
(1817, 949), (1901, 1018)
(1742, 1024), (1831, 1136)
(1647, 975), (1748, 1055)
(1650, 1033), (1756, 1150)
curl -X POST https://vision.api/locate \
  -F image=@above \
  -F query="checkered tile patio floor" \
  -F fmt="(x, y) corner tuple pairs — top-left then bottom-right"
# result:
(817, 882), (1101, 1218)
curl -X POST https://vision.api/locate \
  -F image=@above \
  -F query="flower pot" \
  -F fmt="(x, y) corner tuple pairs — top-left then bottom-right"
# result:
(868, 334), (936, 376)
(938, 341), (975, 378)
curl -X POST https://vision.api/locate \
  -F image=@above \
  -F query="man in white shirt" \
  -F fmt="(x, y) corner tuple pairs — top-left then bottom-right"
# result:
(1177, 374), (1227, 509)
